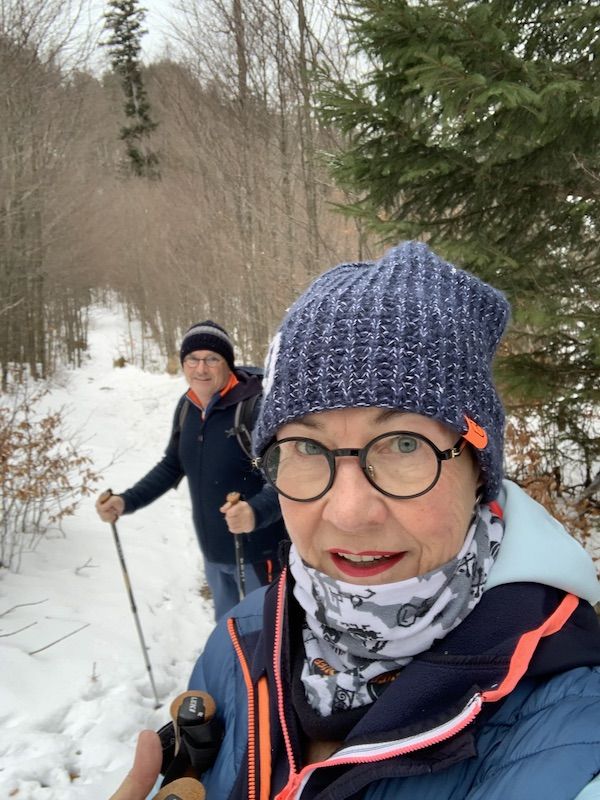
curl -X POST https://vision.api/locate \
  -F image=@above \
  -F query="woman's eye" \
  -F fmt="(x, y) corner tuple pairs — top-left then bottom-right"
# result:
(296, 440), (322, 456)
(390, 435), (418, 454)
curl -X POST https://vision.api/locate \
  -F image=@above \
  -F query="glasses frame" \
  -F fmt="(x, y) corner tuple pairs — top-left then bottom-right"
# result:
(183, 355), (224, 368)
(254, 431), (467, 502)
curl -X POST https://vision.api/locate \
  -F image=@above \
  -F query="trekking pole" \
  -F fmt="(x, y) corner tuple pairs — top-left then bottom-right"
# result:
(100, 489), (161, 709)
(225, 492), (246, 599)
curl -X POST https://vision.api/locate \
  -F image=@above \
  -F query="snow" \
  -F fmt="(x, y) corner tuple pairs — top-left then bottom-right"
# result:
(0, 305), (215, 798)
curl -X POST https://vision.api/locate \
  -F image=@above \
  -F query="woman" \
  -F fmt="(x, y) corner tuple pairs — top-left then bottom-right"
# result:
(112, 242), (600, 800)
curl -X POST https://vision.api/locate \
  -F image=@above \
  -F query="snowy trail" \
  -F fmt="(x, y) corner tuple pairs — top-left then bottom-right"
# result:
(0, 306), (215, 798)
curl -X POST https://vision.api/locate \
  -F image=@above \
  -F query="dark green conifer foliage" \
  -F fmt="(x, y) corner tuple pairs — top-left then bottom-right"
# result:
(318, 0), (600, 484)
(103, 0), (160, 179)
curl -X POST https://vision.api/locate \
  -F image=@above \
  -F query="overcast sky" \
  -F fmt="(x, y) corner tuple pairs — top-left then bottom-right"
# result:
(136, 0), (176, 59)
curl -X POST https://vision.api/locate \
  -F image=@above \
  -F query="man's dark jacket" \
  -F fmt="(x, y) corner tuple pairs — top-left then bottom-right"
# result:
(120, 370), (286, 565)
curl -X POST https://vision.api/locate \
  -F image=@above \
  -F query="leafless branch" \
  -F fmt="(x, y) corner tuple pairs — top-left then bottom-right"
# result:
(28, 622), (90, 655)
(75, 557), (98, 574)
(0, 621), (38, 637)
(0, 598), (49, 618)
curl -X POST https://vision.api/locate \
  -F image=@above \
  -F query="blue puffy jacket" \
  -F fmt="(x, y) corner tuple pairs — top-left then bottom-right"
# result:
(187, 483), (600, 799)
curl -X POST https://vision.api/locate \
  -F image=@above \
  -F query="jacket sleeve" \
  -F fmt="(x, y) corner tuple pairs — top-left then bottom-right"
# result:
(246, 482), (282, 530)
(466, 668), (600, 800)
(120, 398), (186, 514)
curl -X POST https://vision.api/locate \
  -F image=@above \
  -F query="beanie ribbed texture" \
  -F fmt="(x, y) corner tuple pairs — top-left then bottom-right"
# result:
(254, 241), (510, 502)
(180, 321), (235, 369)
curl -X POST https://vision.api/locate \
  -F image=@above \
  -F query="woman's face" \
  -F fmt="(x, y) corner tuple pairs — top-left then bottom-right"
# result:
(277, 407), (480, 584)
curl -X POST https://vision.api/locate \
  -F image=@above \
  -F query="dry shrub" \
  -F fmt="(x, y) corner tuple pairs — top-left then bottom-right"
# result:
(0, 383), (100, 572)
(504, 419), (599, 559)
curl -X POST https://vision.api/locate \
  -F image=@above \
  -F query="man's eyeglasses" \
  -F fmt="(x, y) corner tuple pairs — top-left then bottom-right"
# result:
(253, 432), (467, 502)
(183, 355), (224, 368)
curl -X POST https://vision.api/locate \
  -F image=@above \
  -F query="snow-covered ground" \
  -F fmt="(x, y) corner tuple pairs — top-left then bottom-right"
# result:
(0, 306), (215, 798)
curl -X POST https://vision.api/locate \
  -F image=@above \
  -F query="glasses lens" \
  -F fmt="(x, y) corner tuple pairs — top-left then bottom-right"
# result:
(184, 356), (222, 367)
(264, 439), (331, 500)
(364, 433), (440, 497)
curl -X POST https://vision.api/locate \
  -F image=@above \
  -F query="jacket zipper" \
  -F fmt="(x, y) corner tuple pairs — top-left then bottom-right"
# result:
(272, 569), (299, 780)
(228, 617), (258, 800)
(273, 692), (484, 800)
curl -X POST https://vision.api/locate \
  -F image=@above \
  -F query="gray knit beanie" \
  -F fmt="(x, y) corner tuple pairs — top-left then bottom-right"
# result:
(253, 241), (510, 502)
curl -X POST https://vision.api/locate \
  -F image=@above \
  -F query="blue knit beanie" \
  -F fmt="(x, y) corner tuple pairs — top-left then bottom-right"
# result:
(253, 241), (510, 502)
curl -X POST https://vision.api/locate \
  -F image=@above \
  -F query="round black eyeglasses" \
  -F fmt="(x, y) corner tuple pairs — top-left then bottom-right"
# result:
(253, 432), (467, 502)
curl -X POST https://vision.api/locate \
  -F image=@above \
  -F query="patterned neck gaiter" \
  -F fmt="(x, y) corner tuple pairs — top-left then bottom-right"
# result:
(289, 504), (504, 717)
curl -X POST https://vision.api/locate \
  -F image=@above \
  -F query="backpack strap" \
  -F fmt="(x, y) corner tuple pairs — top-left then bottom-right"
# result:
(171, 397), (191, 490)
(177, 397), (190, 434)
(231, 393), (260, 459)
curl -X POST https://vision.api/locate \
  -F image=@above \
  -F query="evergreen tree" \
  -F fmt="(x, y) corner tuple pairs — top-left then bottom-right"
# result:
(318, 0), (600, 485)
(103, 0), (159, 179)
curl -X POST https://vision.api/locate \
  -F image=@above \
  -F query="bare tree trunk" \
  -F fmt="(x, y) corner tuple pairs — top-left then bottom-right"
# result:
(296, 0), (320, 269)
(273, 0), (297, 287)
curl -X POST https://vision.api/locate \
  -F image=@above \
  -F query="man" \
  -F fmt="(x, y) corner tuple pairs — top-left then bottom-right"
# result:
(96, 320), (287, 620)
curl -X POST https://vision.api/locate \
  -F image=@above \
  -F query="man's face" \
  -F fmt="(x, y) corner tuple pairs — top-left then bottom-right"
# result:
(182, 350), (232, 406)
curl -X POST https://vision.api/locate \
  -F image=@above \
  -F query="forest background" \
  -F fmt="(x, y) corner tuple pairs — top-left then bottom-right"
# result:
(1, 0), (599, 568)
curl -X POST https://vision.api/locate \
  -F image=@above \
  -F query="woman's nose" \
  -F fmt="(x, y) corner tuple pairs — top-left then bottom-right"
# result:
(321, 457), (387, 531)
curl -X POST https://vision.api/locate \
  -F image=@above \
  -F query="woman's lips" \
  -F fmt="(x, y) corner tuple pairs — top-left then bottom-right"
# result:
(328, 549), (406, 578)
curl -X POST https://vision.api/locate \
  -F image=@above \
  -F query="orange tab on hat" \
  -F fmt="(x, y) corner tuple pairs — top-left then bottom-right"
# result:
(463, 415), (488, 450)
